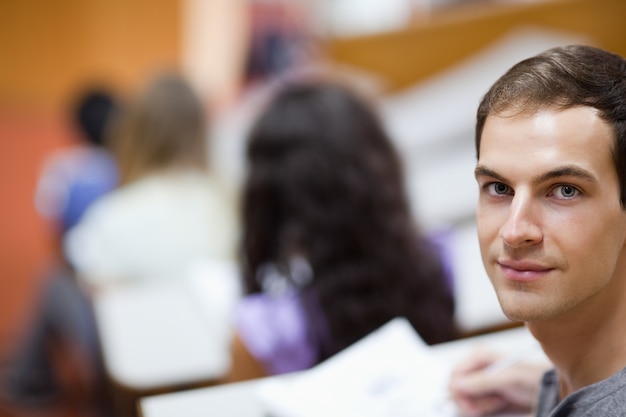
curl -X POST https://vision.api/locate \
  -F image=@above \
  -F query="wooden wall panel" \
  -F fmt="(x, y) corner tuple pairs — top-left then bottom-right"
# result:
(0, 0), (182, 111)
(326, 0), (626, 92)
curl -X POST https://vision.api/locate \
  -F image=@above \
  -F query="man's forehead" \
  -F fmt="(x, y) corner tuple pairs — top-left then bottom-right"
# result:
(482, 105), (609, 145)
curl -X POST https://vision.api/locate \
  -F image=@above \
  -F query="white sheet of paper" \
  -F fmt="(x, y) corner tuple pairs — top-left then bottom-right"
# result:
(256, 317), (455, 417)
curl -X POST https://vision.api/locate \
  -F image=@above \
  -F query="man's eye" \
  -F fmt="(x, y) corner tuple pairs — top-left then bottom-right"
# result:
(554, 185), (580, 199)
(488, 182), (510, 195)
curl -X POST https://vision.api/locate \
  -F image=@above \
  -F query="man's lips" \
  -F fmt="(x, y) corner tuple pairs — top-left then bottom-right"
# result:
(497, 260), (553, 282)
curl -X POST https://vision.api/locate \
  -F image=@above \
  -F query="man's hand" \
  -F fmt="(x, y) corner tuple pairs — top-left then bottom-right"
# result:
(449, 348), (550, 416)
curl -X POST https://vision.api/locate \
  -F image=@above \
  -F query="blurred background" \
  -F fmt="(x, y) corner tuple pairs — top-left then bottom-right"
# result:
(1, 0), (625, 416)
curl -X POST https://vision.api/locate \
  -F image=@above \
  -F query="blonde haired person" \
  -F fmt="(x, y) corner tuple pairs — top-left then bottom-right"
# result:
(64, 72), (238, 289)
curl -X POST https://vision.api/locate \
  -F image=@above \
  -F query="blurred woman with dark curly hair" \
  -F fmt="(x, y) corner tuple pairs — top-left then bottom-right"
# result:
(225, 80), (458, 381)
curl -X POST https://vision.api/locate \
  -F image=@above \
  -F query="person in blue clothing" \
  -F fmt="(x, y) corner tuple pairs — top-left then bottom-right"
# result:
(224, 80), (458, 381)
(35, 87), (120, 243)
(450, 45), (626, 416)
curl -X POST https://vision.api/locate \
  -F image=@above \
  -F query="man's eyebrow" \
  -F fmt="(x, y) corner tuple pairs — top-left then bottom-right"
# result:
(534, 166), (597, 184)
(474, 165), (506, 182)
(474, 164), (598, 185)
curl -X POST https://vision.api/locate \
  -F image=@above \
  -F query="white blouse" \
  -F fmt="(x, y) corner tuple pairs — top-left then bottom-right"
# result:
(64, 169), (239, 288)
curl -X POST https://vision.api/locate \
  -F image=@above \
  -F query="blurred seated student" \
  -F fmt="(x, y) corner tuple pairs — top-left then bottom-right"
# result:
(64, 72), (238, 290)
(223, 80), (458, 382)
(35, 87), (120, 260)
(2, 87), (119, 413)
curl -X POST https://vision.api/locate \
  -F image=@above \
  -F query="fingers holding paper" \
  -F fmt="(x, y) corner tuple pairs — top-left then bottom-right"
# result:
(448, 348), (551, 416)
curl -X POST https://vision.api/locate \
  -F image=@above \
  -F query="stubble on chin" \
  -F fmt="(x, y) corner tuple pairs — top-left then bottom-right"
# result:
(493, 281), (544, 322)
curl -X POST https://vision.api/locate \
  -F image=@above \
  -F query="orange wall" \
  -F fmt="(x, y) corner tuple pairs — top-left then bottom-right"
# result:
(0, 0), (182, 111)
(0, 0), (182, 337)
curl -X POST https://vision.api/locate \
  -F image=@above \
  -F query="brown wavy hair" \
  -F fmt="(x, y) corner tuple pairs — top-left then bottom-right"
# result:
(476, 44), (626, 206)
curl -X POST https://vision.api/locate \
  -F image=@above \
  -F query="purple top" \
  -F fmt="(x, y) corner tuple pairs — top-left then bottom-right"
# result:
(235, 234), (456, 376)
(235, 291), (318, 375)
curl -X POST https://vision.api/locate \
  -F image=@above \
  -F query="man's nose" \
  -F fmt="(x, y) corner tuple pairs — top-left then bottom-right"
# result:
(500, 194), (543, 248)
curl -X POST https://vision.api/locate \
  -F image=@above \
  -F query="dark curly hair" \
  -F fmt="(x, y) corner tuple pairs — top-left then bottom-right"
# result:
(241, 81), (458, 362)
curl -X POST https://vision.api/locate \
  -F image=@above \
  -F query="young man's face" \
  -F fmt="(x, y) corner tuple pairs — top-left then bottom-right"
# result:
(475, 106), (626, 323)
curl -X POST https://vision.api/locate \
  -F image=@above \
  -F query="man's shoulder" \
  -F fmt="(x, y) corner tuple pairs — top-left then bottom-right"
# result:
(548, 366), (626, 416)
(569, 394), (626, 416)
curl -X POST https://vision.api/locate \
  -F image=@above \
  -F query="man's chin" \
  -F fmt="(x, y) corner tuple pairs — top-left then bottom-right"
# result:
(501, 308), (531, 323)
(500, 301), (553, 322)
(496, 292), (544, 322)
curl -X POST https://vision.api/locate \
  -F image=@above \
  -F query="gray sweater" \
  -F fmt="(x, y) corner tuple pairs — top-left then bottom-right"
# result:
(536, 366), (626, 416)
